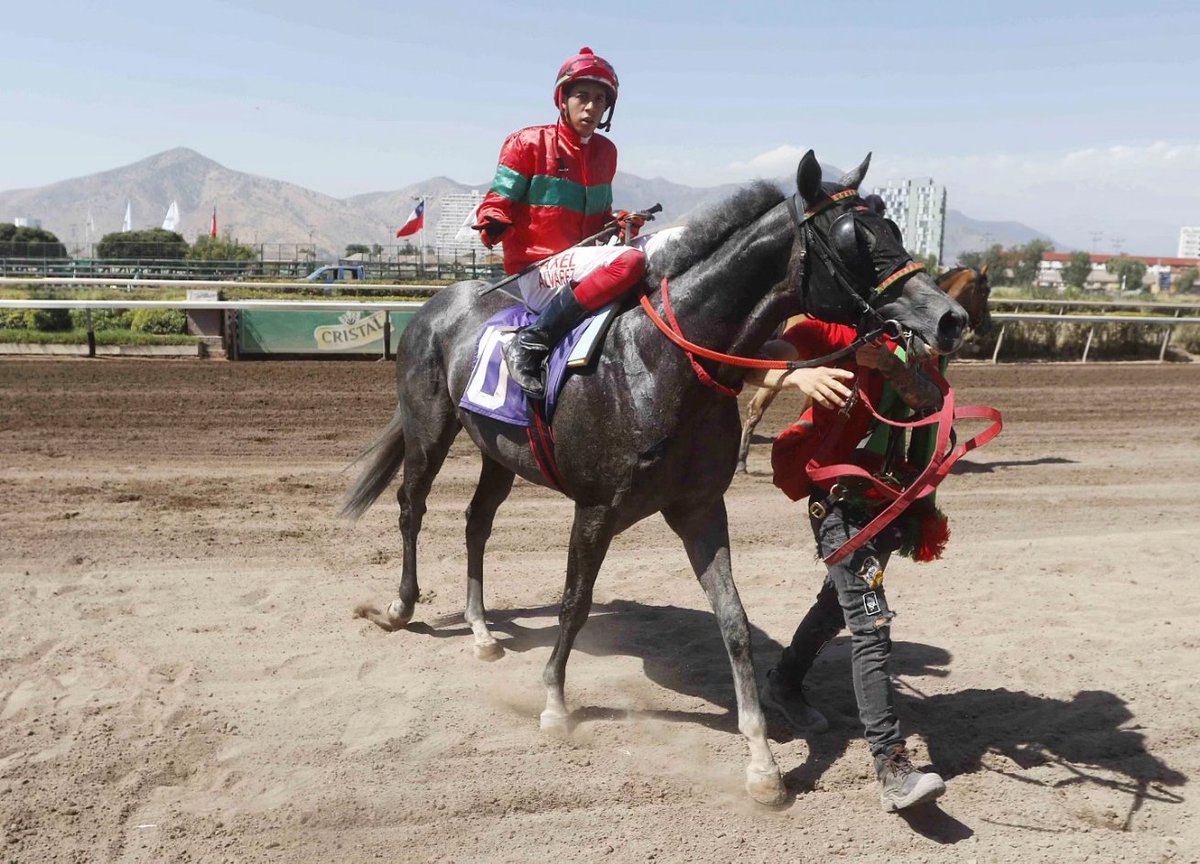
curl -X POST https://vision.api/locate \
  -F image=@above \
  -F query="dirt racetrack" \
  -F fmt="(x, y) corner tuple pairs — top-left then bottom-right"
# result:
(2, 357), (1199, 863)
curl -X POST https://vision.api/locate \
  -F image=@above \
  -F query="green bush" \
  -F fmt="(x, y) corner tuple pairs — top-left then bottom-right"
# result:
(0, 308), (27, 329)
(130, 308), (187, 334)
(69, 308), (133, 330)
(21, 308), (73, 331)
(1178, 325), (1200, 354)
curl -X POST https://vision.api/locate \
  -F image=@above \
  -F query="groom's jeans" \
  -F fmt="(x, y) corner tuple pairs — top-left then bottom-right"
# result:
(775, 501), (904, 757)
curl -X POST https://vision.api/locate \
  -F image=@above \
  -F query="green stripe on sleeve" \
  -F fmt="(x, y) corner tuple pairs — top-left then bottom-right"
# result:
(490, 164), (530, 201)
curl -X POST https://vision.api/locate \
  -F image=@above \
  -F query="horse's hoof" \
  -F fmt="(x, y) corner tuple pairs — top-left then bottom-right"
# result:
(539, 709), (570, 739)
(474, 639), (504, 662)
(745, 766), (787, 806)
(386, 598), (414, 629)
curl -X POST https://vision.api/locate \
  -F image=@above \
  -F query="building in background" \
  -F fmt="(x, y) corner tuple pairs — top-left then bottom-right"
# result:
(871, 178), (946, 264)
(434, 191), (487, 255)
(1179, 227), (1200, 259)
(1037, 251), (1200, 292)
(12, 216), (42, 229)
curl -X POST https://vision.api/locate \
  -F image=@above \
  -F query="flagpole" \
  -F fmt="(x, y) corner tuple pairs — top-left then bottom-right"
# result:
(415, 196), (425, 277)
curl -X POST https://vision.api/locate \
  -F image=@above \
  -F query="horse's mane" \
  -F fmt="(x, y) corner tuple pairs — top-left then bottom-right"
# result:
(647, 181), (786, 281)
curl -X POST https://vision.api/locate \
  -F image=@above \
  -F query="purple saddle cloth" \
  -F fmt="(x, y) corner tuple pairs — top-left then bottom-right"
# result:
(458, 305), (601, 426)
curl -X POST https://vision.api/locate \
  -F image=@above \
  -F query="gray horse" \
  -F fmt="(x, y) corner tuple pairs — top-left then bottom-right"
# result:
(341, 151), (968, 804)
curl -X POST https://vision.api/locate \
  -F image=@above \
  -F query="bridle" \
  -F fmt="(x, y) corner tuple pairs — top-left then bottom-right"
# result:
(784, 188), (926, 334)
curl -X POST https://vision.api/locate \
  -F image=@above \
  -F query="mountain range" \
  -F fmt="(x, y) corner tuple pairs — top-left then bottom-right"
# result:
(0, 147), (1054, 264)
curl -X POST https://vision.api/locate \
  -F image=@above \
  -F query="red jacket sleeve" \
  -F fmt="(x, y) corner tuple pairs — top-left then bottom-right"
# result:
(780, 319), (854, 361)
(477, 131), (535, 228)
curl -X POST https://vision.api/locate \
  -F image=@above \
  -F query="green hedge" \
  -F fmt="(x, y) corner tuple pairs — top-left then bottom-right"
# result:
(130, 308), (187, 334)
(0, 328), (199, 345)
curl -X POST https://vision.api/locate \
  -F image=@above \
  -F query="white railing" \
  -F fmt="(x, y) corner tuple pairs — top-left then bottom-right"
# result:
(3, 281), (1198, 363)
(987, 313), (1200, 362)
(0, 276), (444, 294)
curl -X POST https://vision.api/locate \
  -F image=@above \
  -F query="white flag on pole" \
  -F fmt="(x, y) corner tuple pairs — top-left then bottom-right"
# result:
(122, 201), (132, 232)
(162, 201), (179, 232)
(453, 199), (483, 244)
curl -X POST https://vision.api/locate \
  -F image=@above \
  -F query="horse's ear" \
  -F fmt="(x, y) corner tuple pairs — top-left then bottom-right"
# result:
(796, 150), (823, 206)
(979, 263), (990, 277)
(839, 153), (872, 190)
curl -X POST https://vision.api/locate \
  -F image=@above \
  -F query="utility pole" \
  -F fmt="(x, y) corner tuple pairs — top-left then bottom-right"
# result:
(1089, 231), (1104, 254)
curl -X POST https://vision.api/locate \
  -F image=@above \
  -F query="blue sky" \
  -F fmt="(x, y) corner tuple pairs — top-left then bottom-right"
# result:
(5, 0), (1199, 254)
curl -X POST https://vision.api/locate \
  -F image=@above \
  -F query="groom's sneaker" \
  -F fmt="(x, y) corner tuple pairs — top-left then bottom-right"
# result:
(875, 745), (946, 812)
(762, 668), (829, 734)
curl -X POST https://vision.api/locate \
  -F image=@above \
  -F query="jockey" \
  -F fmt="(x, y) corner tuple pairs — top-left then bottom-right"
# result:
(745, 321), (951, 813)
(474, 47), (647, 399)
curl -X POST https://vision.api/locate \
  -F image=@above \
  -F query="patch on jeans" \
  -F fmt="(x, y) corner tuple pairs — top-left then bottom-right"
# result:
(863, 591), (882, 616)
(859, 556), (884, 590)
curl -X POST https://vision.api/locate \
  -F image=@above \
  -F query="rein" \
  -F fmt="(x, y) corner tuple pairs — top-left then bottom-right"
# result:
(640, 282), (894, 373)
(639, 188), (925, 390)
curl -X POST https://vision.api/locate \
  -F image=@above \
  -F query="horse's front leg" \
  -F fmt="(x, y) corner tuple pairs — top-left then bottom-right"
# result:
(540, 503), (617, 735)
(663, 497), (786, 806)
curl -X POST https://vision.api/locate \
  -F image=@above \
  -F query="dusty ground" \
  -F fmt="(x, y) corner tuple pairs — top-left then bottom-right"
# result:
(1, 357), (1198, 863)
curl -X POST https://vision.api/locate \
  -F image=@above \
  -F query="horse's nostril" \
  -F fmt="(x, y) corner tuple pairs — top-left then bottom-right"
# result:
(938, 308), (967, 349)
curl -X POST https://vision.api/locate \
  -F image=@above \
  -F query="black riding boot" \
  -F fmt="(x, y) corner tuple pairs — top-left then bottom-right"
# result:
(504, 288), (589, 399)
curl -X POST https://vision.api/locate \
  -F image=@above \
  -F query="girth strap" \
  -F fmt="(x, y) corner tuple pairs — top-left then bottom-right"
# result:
(526, 400), (568, 495)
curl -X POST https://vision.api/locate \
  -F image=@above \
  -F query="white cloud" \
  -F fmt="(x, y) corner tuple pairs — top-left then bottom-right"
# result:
(697, 140), (1200, 254)
(727, 145), (812, 177)
(868, 142), (1200, 255)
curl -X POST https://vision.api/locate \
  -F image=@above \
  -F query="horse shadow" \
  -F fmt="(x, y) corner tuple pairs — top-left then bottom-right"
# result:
(407, 598), (1185, 836)
(950, 456), (1076, 474)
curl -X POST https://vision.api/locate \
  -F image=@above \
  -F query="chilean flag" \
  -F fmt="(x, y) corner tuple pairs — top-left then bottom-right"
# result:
(210, 206), (218, 238)
(396, 200), (424, 237)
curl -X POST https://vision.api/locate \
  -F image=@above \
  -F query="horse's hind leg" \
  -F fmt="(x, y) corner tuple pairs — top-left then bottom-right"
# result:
(540, 503), (617, 736)
(464, 454), (515, 660)
(389, 398), (460, 628)
(737, 387), (779, 474)
(662, 498), (785, 806)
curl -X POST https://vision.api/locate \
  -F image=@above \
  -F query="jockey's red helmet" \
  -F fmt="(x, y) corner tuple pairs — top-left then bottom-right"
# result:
(554, 47), (619, 129)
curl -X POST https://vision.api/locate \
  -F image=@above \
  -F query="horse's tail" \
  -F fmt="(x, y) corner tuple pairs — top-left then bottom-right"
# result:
(338, 405), (406, 521)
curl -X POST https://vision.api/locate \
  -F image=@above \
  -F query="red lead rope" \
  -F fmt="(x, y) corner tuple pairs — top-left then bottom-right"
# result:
(806, 365), (1003, 565)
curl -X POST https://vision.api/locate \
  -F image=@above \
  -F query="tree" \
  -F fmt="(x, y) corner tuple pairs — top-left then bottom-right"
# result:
(1106, 257), (1148, 292)
(957, 250), (984, 270)
(1011, 239), (1054, 285)
(1178, 267), (1198, 294)
(912, 253), (942, 278)
(186, 234), (257, 261)
(96, 228), (188, 259)
(345, 243), (370, 257)
(0, 224), (67, 258)
(1062, 251), (1093, 289)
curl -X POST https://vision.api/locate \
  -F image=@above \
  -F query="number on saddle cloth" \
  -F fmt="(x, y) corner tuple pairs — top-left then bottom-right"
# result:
(459, 303), (619, 426)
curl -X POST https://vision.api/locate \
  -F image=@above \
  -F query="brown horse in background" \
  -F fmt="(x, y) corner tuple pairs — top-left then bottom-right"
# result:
(736, 264), (990, 473)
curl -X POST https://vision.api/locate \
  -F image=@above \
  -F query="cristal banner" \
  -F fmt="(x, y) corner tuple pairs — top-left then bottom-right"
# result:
(237, 309), (416, 355)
